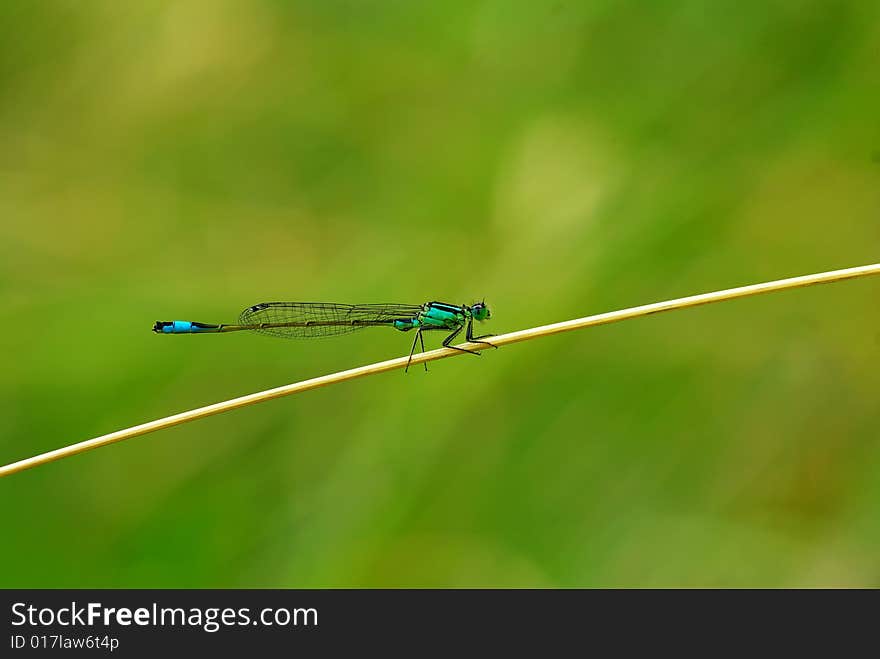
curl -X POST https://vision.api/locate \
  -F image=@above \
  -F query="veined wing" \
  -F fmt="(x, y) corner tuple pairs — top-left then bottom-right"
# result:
(238, 302), (424, 338)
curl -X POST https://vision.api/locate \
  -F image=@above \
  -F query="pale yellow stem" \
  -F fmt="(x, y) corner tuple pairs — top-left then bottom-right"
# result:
(2, 262), (878, 478)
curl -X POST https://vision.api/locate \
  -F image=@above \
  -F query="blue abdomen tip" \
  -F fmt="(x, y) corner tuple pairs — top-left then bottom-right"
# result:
(169, 321), (193, 333)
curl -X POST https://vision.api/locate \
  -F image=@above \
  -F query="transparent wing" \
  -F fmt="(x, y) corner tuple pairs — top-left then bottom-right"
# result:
(237, 302), (424, 338)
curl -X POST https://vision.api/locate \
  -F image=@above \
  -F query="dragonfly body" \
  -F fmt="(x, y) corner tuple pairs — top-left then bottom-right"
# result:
(153, 301), (495, 371)
(410, 301), (471, 331)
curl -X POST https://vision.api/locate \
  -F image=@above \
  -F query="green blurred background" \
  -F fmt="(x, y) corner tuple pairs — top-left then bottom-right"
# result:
(1, 0), (878, 587)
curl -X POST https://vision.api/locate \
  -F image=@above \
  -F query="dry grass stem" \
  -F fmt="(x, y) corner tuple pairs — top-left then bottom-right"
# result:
(2, 262), (878, 478)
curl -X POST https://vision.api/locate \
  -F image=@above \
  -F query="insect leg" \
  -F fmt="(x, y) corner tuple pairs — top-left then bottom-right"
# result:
(443, 324), (480, 356)
(405, 329), (422, 373)
(419, 327), (428, 372)
(466, 318), (498, 349)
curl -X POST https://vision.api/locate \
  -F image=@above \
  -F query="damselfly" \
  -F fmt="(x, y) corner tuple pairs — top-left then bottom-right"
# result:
(153, 301), (496, 371)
